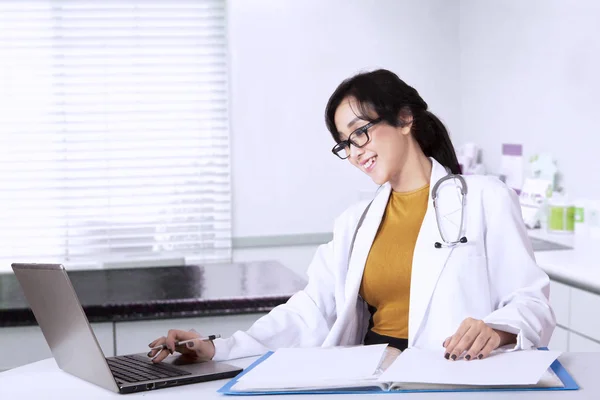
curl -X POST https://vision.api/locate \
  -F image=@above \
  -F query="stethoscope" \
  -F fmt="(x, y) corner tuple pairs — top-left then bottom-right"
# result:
(348, 172), (469, 261)
(431, 173), (468, 248)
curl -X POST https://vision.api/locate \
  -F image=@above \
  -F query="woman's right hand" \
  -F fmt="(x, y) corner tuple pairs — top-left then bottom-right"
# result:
(147, 329), (216, 363)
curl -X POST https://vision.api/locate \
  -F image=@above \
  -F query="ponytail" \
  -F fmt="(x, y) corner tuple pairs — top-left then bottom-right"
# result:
(415, 111), (461, 174)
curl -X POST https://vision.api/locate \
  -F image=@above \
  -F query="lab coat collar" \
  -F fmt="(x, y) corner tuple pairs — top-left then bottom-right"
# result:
(344, 157), (458, 346)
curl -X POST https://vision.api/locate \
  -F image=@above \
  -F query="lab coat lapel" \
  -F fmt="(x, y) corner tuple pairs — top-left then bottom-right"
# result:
(324, 184), (391, 347)
(409, 159), (458, 346)
(344, 184), (391, 301)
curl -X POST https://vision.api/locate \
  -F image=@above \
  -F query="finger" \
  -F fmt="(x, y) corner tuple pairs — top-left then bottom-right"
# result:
(147, 336), (166, 358)
(449, 325), (479, 361)
(148, 336), (166, 349)
(166, 329), (189, 353)
(174, 344), (188, 354)
(444, 332), (462, 359)
(444, 319), (474, 358)
(464, 330), (491, 361)
(167, 328), (204, 354)
(185, 340), (201, 357)
(182, 328), (203, 352)
(476, 333), (501, 360)
(185, 338), (214, 362)
(151, 348), (171, 364)
(443, 337), (451, 348)
(147, 346), (164, 358)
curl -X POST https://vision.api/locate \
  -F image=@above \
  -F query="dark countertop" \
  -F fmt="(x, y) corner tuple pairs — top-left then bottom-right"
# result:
(0, 261), (307, 327)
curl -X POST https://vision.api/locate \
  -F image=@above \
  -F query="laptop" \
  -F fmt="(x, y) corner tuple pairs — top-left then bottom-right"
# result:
(11, 263), (243, 394)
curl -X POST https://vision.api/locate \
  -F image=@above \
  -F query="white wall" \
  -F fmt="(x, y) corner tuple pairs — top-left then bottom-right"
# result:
(228, 0), (461, 238)
(459, 0), (600, 199)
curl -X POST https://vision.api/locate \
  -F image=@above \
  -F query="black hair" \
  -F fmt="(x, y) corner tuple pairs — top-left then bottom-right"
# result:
(324, 69), (461, 174)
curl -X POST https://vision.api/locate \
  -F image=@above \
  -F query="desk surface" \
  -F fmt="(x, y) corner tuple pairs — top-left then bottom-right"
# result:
(528, 229), (600, 295)
(0, 261), (307, 327)
(0, 352), (596, 399)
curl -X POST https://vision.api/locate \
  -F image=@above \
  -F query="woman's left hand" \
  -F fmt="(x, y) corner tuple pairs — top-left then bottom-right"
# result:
(443, 317), (516, 361)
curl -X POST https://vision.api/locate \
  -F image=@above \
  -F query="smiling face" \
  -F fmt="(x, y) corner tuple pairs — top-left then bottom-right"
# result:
(334, 97), (413, 186)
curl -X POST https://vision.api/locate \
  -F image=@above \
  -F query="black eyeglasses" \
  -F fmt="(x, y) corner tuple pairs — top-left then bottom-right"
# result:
(331, 118), (382, 159)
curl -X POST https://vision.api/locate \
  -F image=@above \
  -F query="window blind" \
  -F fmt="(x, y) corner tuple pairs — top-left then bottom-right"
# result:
(0, 0), (231, 270)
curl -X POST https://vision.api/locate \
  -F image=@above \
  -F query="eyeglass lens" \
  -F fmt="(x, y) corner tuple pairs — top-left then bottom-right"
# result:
(334, 129), (370, 159)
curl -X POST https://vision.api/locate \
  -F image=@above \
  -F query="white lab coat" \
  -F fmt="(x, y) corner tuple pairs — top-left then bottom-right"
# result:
(213, 158), (556, 361)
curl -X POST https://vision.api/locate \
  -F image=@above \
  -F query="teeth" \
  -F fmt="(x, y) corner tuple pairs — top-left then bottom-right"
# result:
(364, 157), (375, 169)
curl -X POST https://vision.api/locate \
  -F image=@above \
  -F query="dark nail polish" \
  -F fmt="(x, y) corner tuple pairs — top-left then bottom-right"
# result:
(465, 355), (471, 360)
(147, 351), (152, 357)
(444, 353), (450, 360)
(169, 349), (173, 355)
(478, 354), (483, 359)
(186, 341), (194, 349)
(451, 354), (457, 361)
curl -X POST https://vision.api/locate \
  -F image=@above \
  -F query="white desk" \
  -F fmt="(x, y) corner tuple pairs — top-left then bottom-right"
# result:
(0, 353), (597, 399)
(528, 229), (600, 294)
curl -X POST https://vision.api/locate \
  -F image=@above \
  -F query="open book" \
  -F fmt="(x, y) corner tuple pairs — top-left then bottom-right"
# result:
(218, 344), (578, 395)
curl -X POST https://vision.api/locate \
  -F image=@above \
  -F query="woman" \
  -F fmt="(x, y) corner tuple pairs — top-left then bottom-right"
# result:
(148, 69), (555, 363)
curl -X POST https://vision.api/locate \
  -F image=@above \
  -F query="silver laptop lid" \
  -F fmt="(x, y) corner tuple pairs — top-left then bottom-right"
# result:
(11, 263), (119, 393)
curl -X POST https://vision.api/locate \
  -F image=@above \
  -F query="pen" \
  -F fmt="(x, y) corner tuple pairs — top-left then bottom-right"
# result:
(150, 334), (221, 351)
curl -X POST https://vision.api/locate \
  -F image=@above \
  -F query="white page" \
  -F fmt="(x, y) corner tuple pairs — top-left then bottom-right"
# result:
(237, 344), (388, 386)
(378, 348), (561, 386)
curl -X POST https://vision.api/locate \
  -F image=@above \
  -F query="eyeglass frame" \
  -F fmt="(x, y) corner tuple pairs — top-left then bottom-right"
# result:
(331, 118), (383, 159)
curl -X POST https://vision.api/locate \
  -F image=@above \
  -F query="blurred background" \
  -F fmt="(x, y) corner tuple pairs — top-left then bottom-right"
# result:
(2, 0), (599, 274)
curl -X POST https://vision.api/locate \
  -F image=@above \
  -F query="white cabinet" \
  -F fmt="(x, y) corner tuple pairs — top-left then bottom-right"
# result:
(548, 325), (569, 352)
(546, 279), (600, 352)
(569, 332), (600, 352)
(114, 313), (265, 356)
(549, 280), (570, 327)
(0, 323), (114, 371)
(569, 287), (600, 342)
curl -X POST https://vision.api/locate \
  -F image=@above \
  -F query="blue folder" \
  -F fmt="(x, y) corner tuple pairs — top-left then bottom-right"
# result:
(218, 349), (579, 396)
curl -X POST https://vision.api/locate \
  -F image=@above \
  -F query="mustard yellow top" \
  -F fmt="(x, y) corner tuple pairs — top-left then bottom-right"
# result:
(359, 184), (430, 339)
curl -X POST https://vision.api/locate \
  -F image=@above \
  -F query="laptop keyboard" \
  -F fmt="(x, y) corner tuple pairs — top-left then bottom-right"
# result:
(107, 354), (191, 384)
